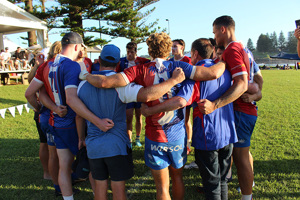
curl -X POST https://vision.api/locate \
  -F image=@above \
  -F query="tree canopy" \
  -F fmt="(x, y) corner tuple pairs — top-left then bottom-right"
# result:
(9, 0), (161, 47)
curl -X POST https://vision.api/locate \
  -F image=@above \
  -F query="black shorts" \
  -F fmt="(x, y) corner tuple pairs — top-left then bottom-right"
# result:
(34, 112), (47, 143)
(89, 148), (134, 181)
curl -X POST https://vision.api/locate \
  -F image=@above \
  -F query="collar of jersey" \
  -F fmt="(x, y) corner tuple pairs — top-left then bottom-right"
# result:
(154, 58), (167, 71)
(196, 59), (214, 67)
(54, 54), (68, 65)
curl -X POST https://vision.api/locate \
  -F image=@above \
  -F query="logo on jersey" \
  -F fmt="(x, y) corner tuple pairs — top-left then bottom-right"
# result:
(150, 144), (183, 152)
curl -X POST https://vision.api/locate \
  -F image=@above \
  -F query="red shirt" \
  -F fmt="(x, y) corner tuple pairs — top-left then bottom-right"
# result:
(222, 42), (257, 116)
(83, 57), (93, 73)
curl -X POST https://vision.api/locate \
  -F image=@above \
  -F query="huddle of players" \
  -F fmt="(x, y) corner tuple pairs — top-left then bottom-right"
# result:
(25, 15), (263, 200)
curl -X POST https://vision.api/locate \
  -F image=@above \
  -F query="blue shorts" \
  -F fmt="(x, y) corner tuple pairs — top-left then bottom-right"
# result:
(49, 126), (79, 155)
(144, 136), (187, 170)
(234, 111), (257, 148)
(126, 102), (142, 109)
(40, 122), (55, 146)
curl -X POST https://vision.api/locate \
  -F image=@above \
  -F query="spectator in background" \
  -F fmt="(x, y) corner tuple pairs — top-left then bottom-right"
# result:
(169, 39), (193, 154)
(116, 42), (150, 147)
(76, 46), (93, 73)
(14, 47), (28, 70)
(0, 47), (13, 71)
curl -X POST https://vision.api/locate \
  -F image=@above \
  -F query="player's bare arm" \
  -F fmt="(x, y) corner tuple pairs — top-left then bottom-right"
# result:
(76, 115), (86, 149)
(25, 80), (43, 112)
(294, 29), (300, 57)
(137, 67), (185, 102)
(198, 74), (248, 114)
(38, 87), (67, 117)
(66, 88), (114, 132)
(193, 61), (226, 81)
(141, 96), (187, 117)
(241, 72), (263, 102)
(80, 70), (127, 88)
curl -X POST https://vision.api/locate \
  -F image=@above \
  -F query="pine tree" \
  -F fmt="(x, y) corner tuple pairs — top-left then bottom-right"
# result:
(269, 31), (278, 52)
(41, 0), (160, 46)
(285, 31), (298, 53)
(247, 38), (255, 52)
(256, 34), (272, 52)
(278, 31), (286, 52)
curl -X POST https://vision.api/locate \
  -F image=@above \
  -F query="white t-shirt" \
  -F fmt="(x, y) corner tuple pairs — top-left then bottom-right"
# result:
(0, 52), (11, 61)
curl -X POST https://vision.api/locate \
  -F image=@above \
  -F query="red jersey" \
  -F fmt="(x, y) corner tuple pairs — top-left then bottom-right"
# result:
(169, 56), (192, 64)
(116, 56), (150, 72)
(83, 57), (93, 73)
(222, 42), (257, 116)
(120, 58), (195, 142)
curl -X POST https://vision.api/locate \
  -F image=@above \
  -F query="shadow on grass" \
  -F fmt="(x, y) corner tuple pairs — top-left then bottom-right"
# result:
(0, 97), (26, 107)
(1, 137), (300, 199)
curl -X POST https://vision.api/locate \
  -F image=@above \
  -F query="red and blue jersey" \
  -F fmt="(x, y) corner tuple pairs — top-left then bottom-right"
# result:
(222, 42), (257, 116)
(116, 56), (150, 72)
(83, 57), (93, 73)
(169, 56), (192, 64)
(191, 59), (237, 150)
(121, 58), (196, 143)
(34, 54), (81, 127)
(244, 47), (260, 84)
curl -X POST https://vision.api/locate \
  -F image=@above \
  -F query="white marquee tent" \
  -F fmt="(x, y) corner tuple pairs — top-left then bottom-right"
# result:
(0, 0), (47, 50)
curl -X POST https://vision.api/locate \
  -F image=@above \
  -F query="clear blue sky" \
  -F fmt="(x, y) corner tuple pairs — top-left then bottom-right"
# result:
(7, 0), (300, 60)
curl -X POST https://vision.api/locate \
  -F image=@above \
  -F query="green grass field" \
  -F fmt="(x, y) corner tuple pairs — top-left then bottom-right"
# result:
(0, 70), (300, 200)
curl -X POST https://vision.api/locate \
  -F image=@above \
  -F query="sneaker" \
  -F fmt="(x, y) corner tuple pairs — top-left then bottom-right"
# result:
(135, 140), (142, 147)
(236, 181), (255, 193)
(184, 161), (198, 169)
(226, 174), (232, 183)
(55, 188), (80, 197)
(187, 146), (191, 155)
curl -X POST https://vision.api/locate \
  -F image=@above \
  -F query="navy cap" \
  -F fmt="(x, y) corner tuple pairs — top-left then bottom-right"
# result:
(100, 44), (120, 63)
(61, 32), (86, 48)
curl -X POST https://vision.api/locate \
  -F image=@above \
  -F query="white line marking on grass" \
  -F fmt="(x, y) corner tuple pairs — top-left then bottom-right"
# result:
(127, 170), (152, 199)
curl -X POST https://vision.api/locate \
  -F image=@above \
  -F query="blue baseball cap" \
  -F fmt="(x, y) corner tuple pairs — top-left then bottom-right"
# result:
(100, 44), (120, 63)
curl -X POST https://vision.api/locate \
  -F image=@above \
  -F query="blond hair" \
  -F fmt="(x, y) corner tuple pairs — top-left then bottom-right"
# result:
(48, 41), (62, 61)
(146, 32), (172, 59)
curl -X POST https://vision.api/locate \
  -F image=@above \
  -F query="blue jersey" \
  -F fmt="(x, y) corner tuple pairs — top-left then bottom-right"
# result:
(244, 47), (260, 83)
(77, 70), (143, 159)
(192, 59), (237, 151)
(35, 55), (81, 127)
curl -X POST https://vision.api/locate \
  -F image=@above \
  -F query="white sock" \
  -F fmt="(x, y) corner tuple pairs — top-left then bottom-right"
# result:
(241, 194), (252, 200)
(63, 195), (74, 200)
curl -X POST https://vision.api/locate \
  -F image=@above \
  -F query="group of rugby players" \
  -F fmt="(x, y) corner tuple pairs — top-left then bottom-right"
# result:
(25, 15), (263, 200)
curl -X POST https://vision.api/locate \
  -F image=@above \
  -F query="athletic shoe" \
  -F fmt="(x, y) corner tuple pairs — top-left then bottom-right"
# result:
(226, 174), (232, 183)
(135, 140), (142, 147)
(184, 161), (198, 169)
(187, 146), (191, 155)
(55, 188), (80, 197)
(236, 181), (255, 193)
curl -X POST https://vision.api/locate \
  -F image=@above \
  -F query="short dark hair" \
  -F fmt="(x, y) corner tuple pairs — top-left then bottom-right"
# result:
(215, 45), (225, 51)
(191, 38), (213, 59)
(213, 15), (235, 30)
(126, 42), (137, 52)
(209, 38), (216, 47)
(172, 39), (185, 52)
(99, 57), (118, 68)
